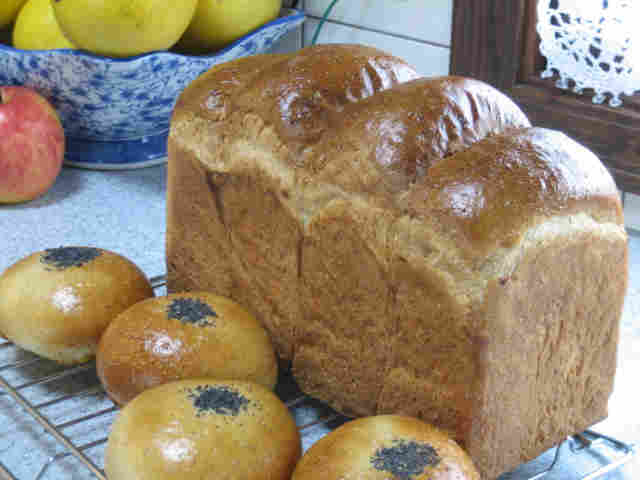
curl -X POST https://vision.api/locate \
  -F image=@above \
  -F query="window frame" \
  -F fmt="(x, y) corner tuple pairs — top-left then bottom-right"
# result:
(450, 0), (640, 194)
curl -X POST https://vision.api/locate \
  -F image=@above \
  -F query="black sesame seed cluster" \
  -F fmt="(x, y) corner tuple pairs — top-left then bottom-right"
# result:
(167, 297), (217, 327)
(186, 385), (252, 417)
(370, 439), (441, 480)
(41, 246), (102, 270)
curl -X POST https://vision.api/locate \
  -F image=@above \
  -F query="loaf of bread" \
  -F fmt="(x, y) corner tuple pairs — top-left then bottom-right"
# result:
(293, 415), (479, 480)
(166, 44), (628, 478)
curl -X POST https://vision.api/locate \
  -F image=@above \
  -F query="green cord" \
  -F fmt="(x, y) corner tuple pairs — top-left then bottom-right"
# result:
(311, 0), (340, 45)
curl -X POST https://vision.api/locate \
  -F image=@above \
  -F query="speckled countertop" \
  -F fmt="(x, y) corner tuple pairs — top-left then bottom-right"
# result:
(0, 165), (168, 281)
(0, 163), (638, 479)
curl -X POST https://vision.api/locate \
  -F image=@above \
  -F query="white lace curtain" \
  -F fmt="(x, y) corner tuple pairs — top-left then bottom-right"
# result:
(537, 0), (640, 107)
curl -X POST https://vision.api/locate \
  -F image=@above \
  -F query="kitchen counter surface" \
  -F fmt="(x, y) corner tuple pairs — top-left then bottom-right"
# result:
(0, 165), (168, 281)
(0, 163), (638, 479)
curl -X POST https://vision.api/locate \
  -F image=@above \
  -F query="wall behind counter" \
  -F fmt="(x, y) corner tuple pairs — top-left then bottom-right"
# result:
(274, 0), (452, 77)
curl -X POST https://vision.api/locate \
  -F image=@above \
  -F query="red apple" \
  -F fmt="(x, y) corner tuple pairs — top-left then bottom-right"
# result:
(0, 86), (65, 204)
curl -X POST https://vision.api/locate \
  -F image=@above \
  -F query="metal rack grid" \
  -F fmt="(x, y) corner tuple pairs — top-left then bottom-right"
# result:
(0, 277), (636, 480)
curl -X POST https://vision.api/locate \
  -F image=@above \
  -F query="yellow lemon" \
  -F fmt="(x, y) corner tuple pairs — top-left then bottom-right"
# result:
(51, 0), (198, 57)
(13, 0), (75, 50)
(0, 0), (28, 29)
(178, 0), (282, 53)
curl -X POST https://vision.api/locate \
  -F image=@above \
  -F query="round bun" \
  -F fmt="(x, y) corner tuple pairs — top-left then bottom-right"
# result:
(0, 246), (153, 364)
(105, 379), (301, 480)
(96, 291), (278, 405)
(292, 415), (480, 480)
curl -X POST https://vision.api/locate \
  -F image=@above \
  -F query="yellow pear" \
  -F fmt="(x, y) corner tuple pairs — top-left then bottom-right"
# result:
(13, 0), (75, 50)
(51, 0), (198, 57)
(0, 0), (28, 29)
(178, 0), (282, 53)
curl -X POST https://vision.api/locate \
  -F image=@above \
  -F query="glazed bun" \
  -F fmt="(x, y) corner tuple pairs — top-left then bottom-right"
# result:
(0, 246), (153, 364)
(96, 291), (278, 405)
(105, 379), (301, 480)
(292, 415), (480, 480)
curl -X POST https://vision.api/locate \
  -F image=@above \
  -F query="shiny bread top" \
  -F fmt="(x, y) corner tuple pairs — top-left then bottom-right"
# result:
(170, 43), (623, 262)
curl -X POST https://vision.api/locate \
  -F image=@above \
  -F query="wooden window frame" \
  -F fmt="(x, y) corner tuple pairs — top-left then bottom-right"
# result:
(450, 0), (640, 194)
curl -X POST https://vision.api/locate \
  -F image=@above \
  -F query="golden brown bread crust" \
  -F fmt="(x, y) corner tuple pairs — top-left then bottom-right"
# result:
(96, 292), (278, 405)
(404, 127), (624, 261)
(105, 379), (301, 480)
(166, 44), (628, 478)
(175, 44), (422, 147)
(0, 247), (153, 364)
(292, 415), (480, 480)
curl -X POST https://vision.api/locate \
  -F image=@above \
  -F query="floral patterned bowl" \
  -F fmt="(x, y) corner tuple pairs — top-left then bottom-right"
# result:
(0, 8), (305, 169)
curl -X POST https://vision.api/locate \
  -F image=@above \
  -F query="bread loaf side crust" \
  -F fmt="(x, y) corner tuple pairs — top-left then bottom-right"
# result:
(166, 44), (627, 479)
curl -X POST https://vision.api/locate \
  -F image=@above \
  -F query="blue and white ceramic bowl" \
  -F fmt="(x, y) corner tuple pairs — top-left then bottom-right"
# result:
(0, 9), (305, 169)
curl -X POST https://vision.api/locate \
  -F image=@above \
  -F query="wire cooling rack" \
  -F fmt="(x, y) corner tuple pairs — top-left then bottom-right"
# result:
(0, 276), (636, 480)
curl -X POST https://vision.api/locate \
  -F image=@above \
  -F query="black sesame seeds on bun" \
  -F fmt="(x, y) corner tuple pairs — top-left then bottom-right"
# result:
(105, 379), (301, 480)
(292, 415), (480, 480)
(0, 246), (153, 364)
(96, 291), (278, 405)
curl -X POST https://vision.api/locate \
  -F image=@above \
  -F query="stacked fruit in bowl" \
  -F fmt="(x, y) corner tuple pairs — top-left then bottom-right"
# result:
(0, 0), (304, 193)
(3, 0), (284, 56)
